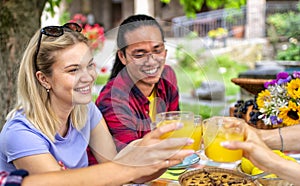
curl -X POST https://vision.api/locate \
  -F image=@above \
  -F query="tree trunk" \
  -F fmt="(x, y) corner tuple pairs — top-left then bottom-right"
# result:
(0, 0), (47, 130)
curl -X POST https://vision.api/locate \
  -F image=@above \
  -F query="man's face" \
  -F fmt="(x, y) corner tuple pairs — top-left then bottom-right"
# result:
(120, 26), (167, 87)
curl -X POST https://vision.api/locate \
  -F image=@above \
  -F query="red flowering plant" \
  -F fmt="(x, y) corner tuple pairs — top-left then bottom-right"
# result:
(70, 13), (105, 53)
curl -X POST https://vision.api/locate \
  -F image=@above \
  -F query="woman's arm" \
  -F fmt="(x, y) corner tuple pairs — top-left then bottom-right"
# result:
(257, 124), (300, 151)
(13, 154), (62, 174)
(89, 118), (117, 163)
(22, 122), (194, 186)
(22, 162), (140, 186)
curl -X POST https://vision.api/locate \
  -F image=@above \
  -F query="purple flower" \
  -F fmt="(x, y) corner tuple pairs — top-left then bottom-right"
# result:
(277, 76), (291, 85)
(293, 71), (300, 78)
(264, 80), (276, 88)
(276, 72), (289, 79)
(270, 115), (283, 125)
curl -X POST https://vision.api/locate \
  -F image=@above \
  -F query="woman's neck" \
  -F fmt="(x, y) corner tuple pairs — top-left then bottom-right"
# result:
(51, 102), (73, 137)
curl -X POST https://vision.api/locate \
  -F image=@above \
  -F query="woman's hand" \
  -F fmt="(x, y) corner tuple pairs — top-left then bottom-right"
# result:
(221, 123), (284, 172)
(114, 122), (195, 179)
(221, 122), (300, 185)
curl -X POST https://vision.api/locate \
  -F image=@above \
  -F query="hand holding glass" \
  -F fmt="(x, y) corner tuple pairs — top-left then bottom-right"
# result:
(203, 117), (244, 162)
(154, 111), (202, 151)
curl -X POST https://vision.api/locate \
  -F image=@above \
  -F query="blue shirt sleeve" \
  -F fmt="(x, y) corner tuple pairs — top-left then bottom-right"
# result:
(88, 102), (102, 130)
(3, 121), (50, 163)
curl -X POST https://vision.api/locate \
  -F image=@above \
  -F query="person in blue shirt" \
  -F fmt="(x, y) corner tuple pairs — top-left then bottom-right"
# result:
(0, 22), (194, 184)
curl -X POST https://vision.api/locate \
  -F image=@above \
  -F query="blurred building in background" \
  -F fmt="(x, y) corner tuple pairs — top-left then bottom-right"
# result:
(43, 0), (299, 39)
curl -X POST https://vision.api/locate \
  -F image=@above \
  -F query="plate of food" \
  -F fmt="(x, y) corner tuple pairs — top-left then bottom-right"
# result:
(168, 153), (200, 170)
(179, 167), (261, 186)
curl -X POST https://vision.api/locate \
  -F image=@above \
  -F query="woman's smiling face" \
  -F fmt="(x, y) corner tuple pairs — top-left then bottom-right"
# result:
(47, 42), (97, 107)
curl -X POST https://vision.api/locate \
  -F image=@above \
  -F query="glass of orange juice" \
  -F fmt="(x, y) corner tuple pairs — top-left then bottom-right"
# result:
(191, 115), (203, 151)
(203, 116), (244, 163)
(155, 111), (196, 150)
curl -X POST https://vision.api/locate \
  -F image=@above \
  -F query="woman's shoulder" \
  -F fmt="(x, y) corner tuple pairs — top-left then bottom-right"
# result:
(87, 102), (99, 111)
(2, 111), (48, 140)
(4, 111), (32, 130)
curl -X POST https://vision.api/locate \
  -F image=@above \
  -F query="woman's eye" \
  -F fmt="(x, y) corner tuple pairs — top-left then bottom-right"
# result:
(88, 62), (95, 68)
(69, 68), (79, 73)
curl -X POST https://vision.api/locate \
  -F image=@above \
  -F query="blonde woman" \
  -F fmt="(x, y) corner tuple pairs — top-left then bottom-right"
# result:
(0, 23), (194, 184)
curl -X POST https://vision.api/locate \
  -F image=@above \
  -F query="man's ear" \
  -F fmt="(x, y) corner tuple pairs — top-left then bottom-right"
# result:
(35, 71), (51, 90)
(117, 50), (127, 65)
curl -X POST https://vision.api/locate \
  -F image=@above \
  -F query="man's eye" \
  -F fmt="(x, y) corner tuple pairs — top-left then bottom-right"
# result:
(132, 53), (146, 58)
(153, 49), (163, 54)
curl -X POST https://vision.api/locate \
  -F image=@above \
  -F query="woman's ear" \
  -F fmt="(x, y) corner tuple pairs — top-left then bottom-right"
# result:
(117, 50), (127, 65)
(35, 71), (51, 90)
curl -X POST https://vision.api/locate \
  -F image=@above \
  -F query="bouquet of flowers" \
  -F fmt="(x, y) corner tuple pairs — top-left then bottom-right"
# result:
(233, 71), (300, 128)
(256, 71), (300, 126)
(70, 13), (105, 52)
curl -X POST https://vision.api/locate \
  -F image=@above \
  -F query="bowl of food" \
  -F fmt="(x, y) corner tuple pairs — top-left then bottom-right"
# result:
(179, 167), (260, 186)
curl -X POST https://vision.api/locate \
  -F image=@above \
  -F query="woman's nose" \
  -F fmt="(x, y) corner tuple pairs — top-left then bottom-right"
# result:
(79, 68), (96, 82)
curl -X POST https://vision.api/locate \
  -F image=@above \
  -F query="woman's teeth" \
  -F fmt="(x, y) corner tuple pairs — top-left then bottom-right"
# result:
(76, 86), (90, 93)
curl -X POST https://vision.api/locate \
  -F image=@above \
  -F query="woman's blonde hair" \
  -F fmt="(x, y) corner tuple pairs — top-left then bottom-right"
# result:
(7, 27), (90, 141)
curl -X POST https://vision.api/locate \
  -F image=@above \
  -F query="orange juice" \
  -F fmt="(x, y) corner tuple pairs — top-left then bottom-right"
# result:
(191, 125), (202, 151)
(157, 120), (200, 150)
(203, 116), (244, 163)
(204, 132), (243, 162)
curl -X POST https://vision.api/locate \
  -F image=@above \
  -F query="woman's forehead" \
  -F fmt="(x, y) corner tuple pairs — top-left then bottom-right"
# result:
(54, 43), (92, 67)
(124, 26), (163, 46)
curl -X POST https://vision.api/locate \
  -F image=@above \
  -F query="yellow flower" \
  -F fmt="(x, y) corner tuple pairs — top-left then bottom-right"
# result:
(279, 101), (300, 126)
(208, 28), (228, 38)
(208, 30), (217, 38)
(287, 79), (300, 99)
(256, 89), (271, 109)
(244, 71), (300, 127)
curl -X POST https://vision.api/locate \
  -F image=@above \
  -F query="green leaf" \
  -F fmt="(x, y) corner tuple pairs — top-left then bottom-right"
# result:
(46, 0), (73, 18)
(163, 0), (246, 18)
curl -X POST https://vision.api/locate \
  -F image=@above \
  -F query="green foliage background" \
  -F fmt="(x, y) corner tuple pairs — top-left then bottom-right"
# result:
(161, 0), (246, 18)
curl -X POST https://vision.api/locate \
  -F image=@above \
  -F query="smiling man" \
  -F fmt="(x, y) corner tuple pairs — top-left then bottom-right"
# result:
(88, 15), (180, 164)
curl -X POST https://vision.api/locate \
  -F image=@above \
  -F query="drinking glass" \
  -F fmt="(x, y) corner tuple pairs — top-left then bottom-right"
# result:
(155, 111), (195, 150)
(202, 116), (245, 163)
(191, 115), (203, 151)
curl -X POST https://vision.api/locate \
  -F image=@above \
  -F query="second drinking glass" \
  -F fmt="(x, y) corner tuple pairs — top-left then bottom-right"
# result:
(202, 116), (245, 163)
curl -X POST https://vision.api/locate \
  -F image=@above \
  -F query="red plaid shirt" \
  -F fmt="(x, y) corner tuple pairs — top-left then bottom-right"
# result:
(0, 171), (8, 185)
(0, 170), (28, 186)
(88, 65), (179, 165)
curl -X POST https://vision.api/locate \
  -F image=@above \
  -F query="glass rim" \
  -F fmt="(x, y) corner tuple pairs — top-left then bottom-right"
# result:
(156, 111), (194, 116)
